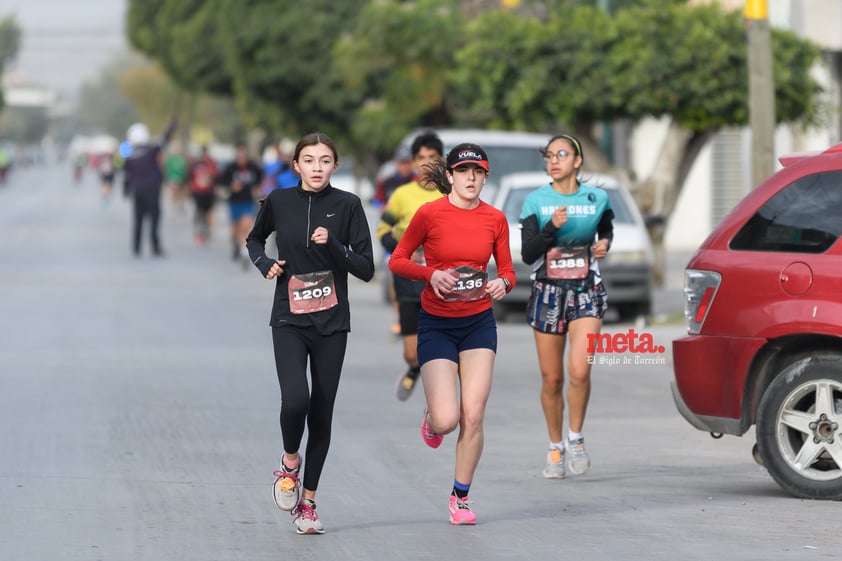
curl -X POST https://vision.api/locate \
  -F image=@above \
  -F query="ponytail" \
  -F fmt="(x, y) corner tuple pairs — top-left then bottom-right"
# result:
(420, 156), (451, 195)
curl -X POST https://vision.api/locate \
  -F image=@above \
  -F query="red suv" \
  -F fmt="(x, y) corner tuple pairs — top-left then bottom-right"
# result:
(672, 143), (842, 500)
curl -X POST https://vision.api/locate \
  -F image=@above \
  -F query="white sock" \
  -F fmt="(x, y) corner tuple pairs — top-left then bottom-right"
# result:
(568, 431), (583, 443)
(550, 441), (564, 450)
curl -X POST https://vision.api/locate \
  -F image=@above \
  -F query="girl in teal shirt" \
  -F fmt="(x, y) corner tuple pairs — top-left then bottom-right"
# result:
(519, 134), (614, 481)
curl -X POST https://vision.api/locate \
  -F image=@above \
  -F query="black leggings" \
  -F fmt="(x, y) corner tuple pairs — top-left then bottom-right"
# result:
(132, 187), (161, 254)
(271, 326), (347, 491)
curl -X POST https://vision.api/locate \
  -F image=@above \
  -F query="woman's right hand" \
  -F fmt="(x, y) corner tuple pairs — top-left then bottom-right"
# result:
(430, 269), (459, 299)
(551, 204), (568, 229)
(265, 259), (287, 279)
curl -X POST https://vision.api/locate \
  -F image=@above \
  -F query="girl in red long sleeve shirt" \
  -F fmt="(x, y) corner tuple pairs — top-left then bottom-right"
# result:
(388, 143), (515, 525)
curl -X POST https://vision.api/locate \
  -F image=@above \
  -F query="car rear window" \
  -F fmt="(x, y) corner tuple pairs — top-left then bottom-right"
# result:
(603, 188), (634, 225)
(730, 171), (842, 253)
(481, 146), (546, 178)
(503, 187), (535, 222)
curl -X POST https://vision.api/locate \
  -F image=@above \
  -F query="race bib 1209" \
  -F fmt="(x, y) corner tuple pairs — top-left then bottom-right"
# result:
(287, 271), (339, 314)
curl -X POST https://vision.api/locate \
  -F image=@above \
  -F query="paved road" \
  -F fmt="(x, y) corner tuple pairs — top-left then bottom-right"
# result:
(1, 164), (838, 561)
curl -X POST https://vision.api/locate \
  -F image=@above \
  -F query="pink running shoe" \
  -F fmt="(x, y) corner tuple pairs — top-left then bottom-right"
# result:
(448, 495), (476, 525)
(421, 406), (443, 448)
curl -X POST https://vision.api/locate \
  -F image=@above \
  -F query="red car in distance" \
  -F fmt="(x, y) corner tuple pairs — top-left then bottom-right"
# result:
(672, 143), (842, 500)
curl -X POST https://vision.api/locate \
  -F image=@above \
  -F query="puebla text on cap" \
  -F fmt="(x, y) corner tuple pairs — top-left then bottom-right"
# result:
(447, 143), (489, 171)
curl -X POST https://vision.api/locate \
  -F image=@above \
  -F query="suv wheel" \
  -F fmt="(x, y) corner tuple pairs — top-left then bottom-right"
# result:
(756, 354), (842, 500)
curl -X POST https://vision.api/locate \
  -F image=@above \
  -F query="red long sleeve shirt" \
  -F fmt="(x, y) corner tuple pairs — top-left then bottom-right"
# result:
(389, 196), (515, 318)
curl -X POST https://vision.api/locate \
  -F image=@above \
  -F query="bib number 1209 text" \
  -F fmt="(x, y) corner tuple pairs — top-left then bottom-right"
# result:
(292, 286), (333, 301)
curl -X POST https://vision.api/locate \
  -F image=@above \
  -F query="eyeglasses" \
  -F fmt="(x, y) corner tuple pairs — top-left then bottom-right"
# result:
(544, 149), (571, 162)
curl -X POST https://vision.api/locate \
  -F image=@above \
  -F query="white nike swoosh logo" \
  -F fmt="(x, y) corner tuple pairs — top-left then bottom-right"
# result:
(326, 213), (336, 217)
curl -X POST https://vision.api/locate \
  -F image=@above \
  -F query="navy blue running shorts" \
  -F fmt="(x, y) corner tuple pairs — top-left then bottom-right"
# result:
(417, 308), (497, 366)
(526, 280), (608, 335)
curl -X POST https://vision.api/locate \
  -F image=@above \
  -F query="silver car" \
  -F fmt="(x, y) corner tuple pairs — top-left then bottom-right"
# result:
(488, 171), (654, 322)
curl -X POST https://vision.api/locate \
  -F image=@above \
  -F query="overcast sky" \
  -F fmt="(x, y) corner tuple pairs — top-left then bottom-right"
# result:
(3, 0), (128, 100)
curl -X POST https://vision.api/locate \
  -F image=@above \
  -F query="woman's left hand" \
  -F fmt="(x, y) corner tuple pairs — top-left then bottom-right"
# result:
(593, 239), (610, 259)
(486, 278), (508, 301)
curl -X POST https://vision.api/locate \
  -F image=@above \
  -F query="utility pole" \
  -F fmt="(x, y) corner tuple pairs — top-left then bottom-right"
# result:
(597, 0), (614, 164)
(745, 0), (776, 187)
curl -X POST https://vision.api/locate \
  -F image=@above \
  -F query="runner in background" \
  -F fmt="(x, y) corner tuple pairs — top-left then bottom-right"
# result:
(165, 143), (190, 214)
(122, 115), (178, 258)
(0, 146), (10, 185)
(275, 138), (300, 189)
(72, 152), (86, 185)
(261, 137), (299, 195)
(220, 142), (263, 268)
(188, 145), (219, 245)
(375, 145), (419, 338)
(372, 145), (416, 209)
(97, 152), (116, 204)
(376, 131), (443, 400)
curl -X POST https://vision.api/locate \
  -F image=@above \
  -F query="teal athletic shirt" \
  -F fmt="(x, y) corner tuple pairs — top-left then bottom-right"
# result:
(520, 182), (611, 245)
(519, 182), (613, 283)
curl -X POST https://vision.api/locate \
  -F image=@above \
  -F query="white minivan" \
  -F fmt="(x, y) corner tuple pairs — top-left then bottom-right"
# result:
(377, 128), (550, 202)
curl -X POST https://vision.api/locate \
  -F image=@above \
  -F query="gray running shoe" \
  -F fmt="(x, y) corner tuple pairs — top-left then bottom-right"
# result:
(293, 499), (325, 534)
(542, 447), (566, 479)
(566, 436), (591, 475)
(272, 461), (301, 511)
(396, 370), (418, 401)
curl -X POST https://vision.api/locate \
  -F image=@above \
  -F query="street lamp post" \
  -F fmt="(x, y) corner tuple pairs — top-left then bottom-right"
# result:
(745, 0), (776, 188)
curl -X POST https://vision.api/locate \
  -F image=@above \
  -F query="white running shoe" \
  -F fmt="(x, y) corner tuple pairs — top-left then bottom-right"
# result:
(272, 461), (301, 511)
(542, 447), (566, 479)
(293, 499), (325, 534)
(566, 436), (591, 475)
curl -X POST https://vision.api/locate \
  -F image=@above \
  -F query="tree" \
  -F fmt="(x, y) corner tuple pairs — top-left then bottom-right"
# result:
(127, 0), (232, 96)
(0, 14), (21, 112)
(127, 0), (370, 153)
(446, 0), (821, 282)
(334, 0), (463, 155)
(0, 106), (49, 144)
(73, 53), (143, 138)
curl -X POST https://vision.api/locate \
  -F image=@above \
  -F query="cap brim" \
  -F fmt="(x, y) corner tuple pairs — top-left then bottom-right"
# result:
(451, 160), (489, 171)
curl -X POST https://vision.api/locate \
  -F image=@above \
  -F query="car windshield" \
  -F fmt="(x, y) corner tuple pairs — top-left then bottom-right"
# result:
(479, 146), (546, 178)
(503, 184), (635, 225)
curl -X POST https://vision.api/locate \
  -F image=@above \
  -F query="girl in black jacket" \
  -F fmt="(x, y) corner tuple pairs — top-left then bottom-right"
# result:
(246, 132), (374, 535)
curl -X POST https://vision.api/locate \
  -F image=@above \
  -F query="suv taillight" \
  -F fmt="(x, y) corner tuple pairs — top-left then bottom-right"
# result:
(684, 269), (721, 334)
